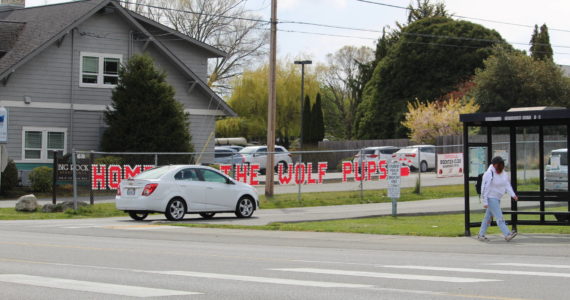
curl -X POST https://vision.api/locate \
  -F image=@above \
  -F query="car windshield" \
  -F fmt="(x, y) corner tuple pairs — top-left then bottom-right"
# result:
(239, 147), (258, 155)
(552, 152), (568, 166)
(134, 166), (175, 180)
(362, 149), (376, 155)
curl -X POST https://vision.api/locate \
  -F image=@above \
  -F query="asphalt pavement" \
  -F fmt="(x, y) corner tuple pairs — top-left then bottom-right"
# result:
(0, 217), (569, 300)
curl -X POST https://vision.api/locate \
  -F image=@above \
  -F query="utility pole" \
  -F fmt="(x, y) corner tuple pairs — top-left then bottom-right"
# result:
(265, 0), (277, 197)
(294, 60), (312, 202)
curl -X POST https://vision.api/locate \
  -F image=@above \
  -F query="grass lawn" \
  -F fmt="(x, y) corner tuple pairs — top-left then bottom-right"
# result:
(172, 207), (570, 237)
(259, 184), (472, 209)
(0, 203), (125, 220)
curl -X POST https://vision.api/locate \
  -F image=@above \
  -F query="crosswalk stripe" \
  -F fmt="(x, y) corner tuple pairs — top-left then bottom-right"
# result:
(272, 268), (499, 283)
(0, 274), (200, 298)
(490, 263), (570, 269)
(151, 270), (374, 288)
(383, 265), (570, 278)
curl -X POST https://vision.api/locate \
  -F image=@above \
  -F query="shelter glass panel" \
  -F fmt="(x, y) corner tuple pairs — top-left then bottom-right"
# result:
(516, 127), (540, 192)
(544, 125), (568, 192)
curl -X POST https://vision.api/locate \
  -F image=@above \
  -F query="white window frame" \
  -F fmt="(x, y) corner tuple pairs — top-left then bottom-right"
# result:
(21, 127), (67, 163)
(79, 52), (123, 88)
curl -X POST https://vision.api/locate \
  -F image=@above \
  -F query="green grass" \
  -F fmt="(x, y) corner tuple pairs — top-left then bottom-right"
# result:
(259, 184), (473, 209)
(172, 207), (570, 237)
(0, 203), (125, 220)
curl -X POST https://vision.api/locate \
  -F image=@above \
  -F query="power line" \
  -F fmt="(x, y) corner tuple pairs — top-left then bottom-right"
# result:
(354, 0), (570, 33)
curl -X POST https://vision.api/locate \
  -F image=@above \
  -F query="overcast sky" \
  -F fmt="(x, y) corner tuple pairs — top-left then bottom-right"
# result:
(27, 0), (570, 65)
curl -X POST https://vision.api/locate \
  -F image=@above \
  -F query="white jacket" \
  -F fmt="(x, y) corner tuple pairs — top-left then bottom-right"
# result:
(481, 164), (516, 206)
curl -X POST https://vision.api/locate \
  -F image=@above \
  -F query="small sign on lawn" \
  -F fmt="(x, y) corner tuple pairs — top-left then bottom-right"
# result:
(387, 160), (401, 216)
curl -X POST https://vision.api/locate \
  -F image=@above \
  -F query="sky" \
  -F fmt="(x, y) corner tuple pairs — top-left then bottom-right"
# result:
(27, 0), (570, 65)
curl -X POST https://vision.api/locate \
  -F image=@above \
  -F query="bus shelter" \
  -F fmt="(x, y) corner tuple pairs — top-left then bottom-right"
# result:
(460, 108), (570, 236)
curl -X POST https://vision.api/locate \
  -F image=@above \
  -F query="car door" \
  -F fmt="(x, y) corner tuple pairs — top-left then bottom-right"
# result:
(173, 168), (206, 211)
(198, 169), (239, 211)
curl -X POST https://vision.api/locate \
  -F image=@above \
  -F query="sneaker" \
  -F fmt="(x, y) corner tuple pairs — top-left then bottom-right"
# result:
(505, 231), (518, 241)
(477, 235), (489, 241)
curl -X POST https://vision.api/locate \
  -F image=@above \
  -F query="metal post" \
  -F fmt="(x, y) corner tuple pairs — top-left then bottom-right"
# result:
(89, 151), (94, 205)
(72, 149), (78, 210)
(154, 153), (158, 166)
(463, 124), (470, 236)
(417, 146), (421, 194)
(294, 60), (312, 202)
(264, 0), (277, 198)
(52, 151), (58, 205)
(359, 149), (363, 201)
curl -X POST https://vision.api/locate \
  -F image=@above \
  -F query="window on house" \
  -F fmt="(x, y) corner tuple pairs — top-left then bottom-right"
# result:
(80, 52), (122, 88)
(23, 128), (66, 161)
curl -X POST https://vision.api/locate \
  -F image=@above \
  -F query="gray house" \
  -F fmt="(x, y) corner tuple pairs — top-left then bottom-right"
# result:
(0, 0), (236, 173)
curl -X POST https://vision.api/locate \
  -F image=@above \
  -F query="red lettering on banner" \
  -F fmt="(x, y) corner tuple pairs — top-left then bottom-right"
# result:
(366, 161), (377, 181)
(219, 165), (232, 176)
(378, 160), (387, 180)
(354, 162), (364, 182)
(317, 162), (328, 184)
(400, 166), (411, 176)
(235, 164), (249, 183)
(306, 163), (316, 184)
(107, 165), (122, 190)
(249, 164), (260, 185)
(91, 165), (107, 190)
(124, 165), (142, 179)
(278, 163), (293, 185)
(295, 163), (306, 184)
(342, 162), (353, 182)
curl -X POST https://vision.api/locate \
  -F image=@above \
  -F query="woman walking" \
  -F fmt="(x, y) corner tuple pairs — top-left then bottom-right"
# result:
(478, 156), (518, 241)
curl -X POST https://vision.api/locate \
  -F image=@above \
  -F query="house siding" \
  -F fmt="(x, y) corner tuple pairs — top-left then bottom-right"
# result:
(0, 7), (222, 168)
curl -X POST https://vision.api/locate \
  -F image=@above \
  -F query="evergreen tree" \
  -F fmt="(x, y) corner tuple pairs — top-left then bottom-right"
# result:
(530, 24), (553, 61)
(101, 54), (193, 161)
(301, 95), (312, 146)
(311, 93), (325, 142)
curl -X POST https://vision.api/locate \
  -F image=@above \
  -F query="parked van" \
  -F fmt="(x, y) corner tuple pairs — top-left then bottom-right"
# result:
(545, 148), (568, 191)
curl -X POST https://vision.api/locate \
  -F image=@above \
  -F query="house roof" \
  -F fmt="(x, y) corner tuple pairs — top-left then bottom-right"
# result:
(0, 0), (235, 116)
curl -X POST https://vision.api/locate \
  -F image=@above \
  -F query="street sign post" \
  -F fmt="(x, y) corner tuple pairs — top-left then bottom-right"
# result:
(387, 160), (401, 217)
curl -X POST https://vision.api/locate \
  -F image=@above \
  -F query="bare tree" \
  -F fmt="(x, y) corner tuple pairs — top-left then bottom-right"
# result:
(319, 46), (374, 139)
(125, 0), (268, 95)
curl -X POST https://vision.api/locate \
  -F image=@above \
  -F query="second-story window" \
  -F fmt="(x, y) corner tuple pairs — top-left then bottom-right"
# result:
(80, 52), (122, 88)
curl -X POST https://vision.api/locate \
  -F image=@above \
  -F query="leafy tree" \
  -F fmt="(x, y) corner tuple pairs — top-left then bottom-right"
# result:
(473, 47), (570, 112)
(311, 93), (325, 143)
(215, 61), (320, 146)
(402, 97), (479, 144)
(101, 54), (193, 155)
(530, 24), (553, 62)
(354, 17), (504, 139)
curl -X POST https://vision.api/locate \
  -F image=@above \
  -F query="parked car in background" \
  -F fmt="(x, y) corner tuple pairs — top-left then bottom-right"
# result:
(393, 145), (436, 172)
(116, 165), (259, 221)
(239, 145), (293, 174)
(226, 145), (244, 152)
(353, 146), (400, 165)
(215, 147), (244, 165)
(545, 148), (568, 192)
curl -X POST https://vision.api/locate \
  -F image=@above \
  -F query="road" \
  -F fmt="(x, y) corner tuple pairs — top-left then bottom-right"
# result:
(0, 215), (569, 299)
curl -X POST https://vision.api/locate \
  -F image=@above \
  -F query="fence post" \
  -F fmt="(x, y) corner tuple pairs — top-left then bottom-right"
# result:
(297, 152), (302, 203)
(154, 153), (158, 166)
(89, 151), (94, 205)
(417, 147), (422, 194)
(72, 149), (78, 211)
(52, 151), (58, 205)
(359, 149), (363, 201)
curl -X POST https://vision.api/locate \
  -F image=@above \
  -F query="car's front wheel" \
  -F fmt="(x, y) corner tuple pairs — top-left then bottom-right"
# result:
(128, 212), (148, 221)
(420, 161), (428, 172)
(235, 197), (255, 218)
(165, 198), (187, 221)
(199, 212), (216, 219)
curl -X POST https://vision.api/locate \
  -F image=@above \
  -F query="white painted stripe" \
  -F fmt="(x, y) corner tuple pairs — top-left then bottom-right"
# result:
(490, 263), (570, 269)
(383, 265), (570, 278)
(151, 270), (373, 288)
(293, 260), (375, 267)
(0, 274), (200, 298)
(273, 268), (498, 283)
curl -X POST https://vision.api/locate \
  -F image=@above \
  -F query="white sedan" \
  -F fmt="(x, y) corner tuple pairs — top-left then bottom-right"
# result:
(116, 165), (259, 221)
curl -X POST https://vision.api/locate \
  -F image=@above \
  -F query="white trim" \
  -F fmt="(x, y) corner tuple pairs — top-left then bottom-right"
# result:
(0, 100), (225, 115)
(79, 52), (123, 89)
(21, 126), (67, 163)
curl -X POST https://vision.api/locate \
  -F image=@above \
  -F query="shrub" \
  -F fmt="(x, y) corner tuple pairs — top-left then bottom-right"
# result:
(94, 156), (123, 165)
(1, 159), (19, 194)
(29, 166), (53, 192)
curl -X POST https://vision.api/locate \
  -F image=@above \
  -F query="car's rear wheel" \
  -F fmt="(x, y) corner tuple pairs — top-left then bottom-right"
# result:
(235, 196), (255, 218)
(199, 212), (216, 219)
(128, 212), (148, 221)
(165, 198), (187, 221)
(275, 161), (288, 173)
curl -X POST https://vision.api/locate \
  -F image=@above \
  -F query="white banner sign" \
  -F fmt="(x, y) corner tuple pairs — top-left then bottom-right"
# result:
(437, 153), (463, 178)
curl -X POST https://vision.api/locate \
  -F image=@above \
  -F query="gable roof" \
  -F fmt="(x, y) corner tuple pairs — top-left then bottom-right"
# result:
(0, 0), (235, 116)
